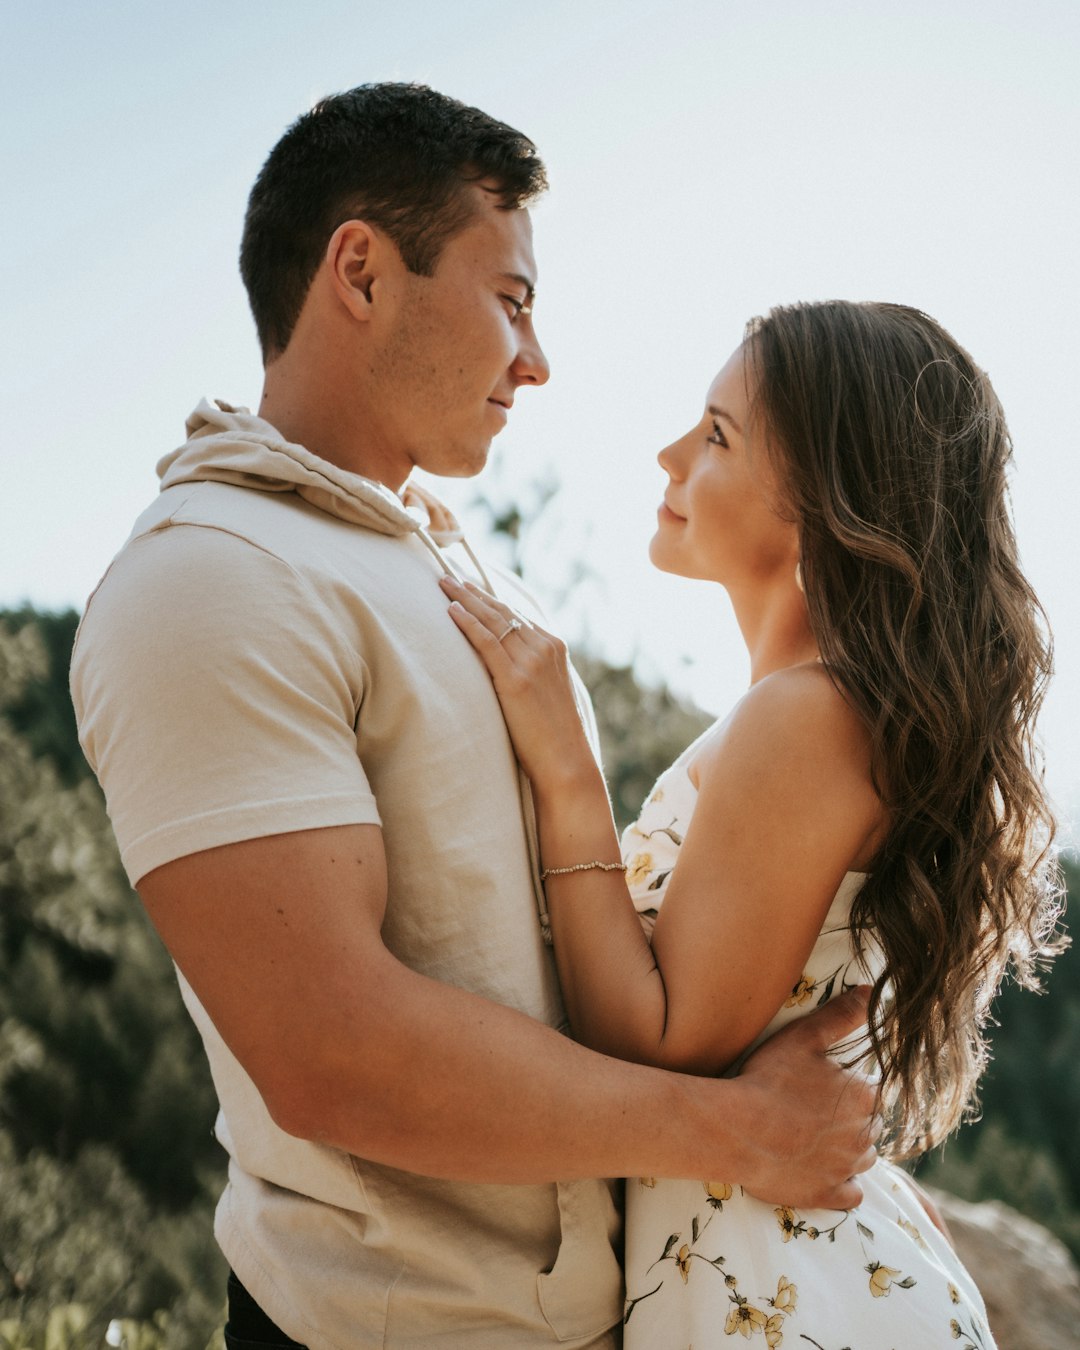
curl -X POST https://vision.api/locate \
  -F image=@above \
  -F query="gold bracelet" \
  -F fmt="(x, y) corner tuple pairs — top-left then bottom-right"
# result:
(540, 860), (627, 881)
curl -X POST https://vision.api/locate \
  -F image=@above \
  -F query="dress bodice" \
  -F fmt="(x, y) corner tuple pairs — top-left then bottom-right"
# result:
(619, 728), (881, 1067)
(616, 728), (995, 1348)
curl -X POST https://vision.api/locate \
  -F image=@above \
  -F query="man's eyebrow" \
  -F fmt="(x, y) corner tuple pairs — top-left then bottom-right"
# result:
(708, 404), (742, 434)
(498, 272), (537, 303)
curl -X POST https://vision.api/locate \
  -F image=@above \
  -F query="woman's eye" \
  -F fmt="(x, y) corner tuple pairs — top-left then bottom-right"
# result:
(501, 295), (528, 321)
(707, 418), (728, 447)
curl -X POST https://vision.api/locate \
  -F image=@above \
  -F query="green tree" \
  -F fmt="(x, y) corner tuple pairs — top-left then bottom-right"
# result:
(572, 651), (711, 832)
(0, 615), (226, 1346)
(918, 856), (1079, 1255)
(0, 609), (86, 787)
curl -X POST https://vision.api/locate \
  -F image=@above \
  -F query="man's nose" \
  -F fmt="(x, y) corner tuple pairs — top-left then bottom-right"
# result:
(513, 326), (550, 387)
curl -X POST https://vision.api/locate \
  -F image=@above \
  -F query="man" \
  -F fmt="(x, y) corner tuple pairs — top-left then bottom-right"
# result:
(71, 84), (878, 1349)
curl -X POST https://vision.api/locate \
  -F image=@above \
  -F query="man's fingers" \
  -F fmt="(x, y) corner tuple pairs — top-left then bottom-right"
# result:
(795, 985), (872, 1050)
(819, 1177), (865, 1211)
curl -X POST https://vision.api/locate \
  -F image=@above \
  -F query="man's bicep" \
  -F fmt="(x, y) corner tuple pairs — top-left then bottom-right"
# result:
(137, 823), (390, 1126)
(73, 526), (379, 886)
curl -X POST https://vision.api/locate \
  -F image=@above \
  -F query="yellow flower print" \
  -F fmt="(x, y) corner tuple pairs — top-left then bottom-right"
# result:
(896, 1214), (928, 1249)
(775, 1207), (798, 1241)
(805, 1226), (819, 1239)
(948, 1282), (960, 1304)
(867, 1261), (902, 1297)
(704, 1179), (733, 1208)
(784, 975), (815, 1008)
(950, 1320), (962, 1338)
(724, 1299), (767, 1337)
(771, 1276), (797, 1314)
(649, 786), (665, 804)
(638, 1176), (656, 1188)
(764, 1313), (785, 1347)
(675, 1244), (692, 1283)
(626, 852), (654, 886)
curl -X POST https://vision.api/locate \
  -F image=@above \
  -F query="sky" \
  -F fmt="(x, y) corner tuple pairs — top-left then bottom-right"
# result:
(3, 0), (1078, 836)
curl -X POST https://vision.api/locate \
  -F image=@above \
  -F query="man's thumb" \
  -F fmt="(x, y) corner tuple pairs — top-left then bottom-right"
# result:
(800, 985), (872, 1049)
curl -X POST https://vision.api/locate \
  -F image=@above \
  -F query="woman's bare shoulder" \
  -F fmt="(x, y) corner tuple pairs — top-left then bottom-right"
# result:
(690, 662), (884, 867)
(695, 661), (869, 763)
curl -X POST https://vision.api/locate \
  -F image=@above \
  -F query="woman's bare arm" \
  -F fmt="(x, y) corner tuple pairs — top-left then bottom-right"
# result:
(445, 576), (883, 1077)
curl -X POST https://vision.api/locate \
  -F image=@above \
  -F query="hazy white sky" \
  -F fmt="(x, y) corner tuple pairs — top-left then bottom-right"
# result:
(3, 0), (1078, 832)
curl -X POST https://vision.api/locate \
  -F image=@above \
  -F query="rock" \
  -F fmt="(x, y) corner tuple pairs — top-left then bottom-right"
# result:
(930, 1188), (1080, 1350)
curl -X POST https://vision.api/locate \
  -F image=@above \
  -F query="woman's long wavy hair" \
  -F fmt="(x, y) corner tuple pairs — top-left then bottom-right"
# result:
(745, 300), (1064, 1158)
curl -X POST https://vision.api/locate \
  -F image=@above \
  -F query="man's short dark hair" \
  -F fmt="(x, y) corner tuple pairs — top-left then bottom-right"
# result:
(239, 83), (548, 361)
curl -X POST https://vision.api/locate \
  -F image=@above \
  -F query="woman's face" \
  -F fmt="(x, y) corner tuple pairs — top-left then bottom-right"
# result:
(649, 342), (799, 591)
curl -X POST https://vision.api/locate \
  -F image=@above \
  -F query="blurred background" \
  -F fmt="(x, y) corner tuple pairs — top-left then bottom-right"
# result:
(2, 1), (1078, 1344)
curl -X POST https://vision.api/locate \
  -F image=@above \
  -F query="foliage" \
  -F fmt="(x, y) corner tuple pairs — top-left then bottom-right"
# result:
(917, 854), (1080, 1255)
(467, 471), (561, 581)
(0, 610), (86, 788)
(572, 651), (712, 832)
(0, 614), (226, 1346)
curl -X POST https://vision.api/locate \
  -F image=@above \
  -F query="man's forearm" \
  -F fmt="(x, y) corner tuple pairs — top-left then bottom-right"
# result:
(274, 955), (878, 1211)
(271, 945), (742, 1185)
(138, 826), (876, 1208)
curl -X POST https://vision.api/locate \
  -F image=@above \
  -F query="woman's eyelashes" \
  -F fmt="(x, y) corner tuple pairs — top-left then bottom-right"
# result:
(707, 417), (729, 448)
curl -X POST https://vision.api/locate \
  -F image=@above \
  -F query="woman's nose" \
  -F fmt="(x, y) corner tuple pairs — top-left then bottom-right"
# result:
(658, 435), (687, 479)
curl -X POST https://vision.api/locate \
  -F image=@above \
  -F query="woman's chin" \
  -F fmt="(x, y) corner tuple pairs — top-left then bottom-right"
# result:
(648, 538), (687, 578)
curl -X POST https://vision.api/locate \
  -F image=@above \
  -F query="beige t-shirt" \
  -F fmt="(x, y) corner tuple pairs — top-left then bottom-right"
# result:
(71, 407), (622, 1349)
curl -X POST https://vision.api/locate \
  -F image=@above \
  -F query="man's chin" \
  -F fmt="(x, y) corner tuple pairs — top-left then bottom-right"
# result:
(447, 439), (495, 479)
(413, 432), (496, 481)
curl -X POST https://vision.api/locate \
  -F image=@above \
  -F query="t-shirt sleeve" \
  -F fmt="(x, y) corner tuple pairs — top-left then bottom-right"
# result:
(71, 523), (380, 885)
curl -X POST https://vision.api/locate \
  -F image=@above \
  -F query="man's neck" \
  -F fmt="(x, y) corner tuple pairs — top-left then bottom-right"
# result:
(257, 370), (409, 492)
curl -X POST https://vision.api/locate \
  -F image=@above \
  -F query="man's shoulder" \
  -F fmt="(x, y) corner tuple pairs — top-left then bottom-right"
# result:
(73, 491), (348, 686)
(132, 479), (351, 564)
(85, 478), (390, 629)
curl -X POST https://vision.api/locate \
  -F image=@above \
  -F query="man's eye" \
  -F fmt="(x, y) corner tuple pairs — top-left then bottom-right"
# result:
(501, 295), (530, 321)
(707, 418), (728, 447)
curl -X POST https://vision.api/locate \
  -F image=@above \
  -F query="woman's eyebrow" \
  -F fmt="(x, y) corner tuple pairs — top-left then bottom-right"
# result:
(708, 404), (742, 434)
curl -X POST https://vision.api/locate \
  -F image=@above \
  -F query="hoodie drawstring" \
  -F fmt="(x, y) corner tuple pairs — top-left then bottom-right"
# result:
(412, 523), (554, 947)
(412, 522), (497, 597)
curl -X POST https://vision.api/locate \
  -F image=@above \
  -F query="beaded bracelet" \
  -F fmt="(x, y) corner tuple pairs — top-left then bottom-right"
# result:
(539, 860), (627, 881)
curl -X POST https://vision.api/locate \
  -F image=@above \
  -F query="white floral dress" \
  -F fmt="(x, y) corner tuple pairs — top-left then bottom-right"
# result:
(620, 732), (995, 1349)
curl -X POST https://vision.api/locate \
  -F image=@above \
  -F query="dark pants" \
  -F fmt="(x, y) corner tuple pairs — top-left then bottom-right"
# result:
(225, 1270), (308, 1350)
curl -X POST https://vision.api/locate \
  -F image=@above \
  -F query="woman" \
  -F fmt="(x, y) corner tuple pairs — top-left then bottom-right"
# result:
(441, 300), (1061, 1347)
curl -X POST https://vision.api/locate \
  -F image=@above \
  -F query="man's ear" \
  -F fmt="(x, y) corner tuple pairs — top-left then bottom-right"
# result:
(326, 220), (383, 321)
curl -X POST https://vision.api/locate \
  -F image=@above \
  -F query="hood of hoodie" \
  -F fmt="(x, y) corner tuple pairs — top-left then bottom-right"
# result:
(158, 399), (429, 540)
